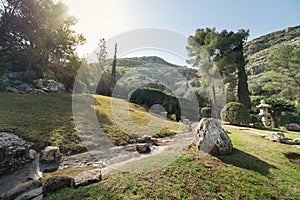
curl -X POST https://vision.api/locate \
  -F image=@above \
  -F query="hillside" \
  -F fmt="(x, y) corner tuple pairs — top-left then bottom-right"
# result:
(244, 25), (300, 75)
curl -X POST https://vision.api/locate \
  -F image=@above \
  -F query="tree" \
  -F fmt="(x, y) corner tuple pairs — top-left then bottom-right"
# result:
(0, 0), (85, 89)
(97, 38), (107, 70)
(266, 45), (300, 103)
(187, 28), (251, 108)
(111, 43), (117, 78)
(265, 98), (295, 128)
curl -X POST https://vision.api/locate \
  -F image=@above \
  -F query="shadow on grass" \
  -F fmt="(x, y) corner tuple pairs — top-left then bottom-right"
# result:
(216, 148), (278, 176)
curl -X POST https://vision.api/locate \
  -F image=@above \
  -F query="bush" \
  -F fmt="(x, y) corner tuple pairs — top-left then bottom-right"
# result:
(201, 107), (211, 118)
(221, 102), (250, 125)
(279, 113), (300, 125)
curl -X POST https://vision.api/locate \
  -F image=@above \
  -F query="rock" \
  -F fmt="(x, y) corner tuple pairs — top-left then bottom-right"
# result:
(40, 146), (62, 172)
(26, 149), (37, 160)
(136, 135), (159, 146)
(284, 123), (300, 132)
(293, 138), (300, 144)
(268, 132), (287, 142)
(40, 146), (61, 163)
(3, 180), (42, 200)
(0, 133), (33, 176)
(42, 176), (75, 195)
(74, 169), (102, 187)
(14, 187), (42, 200)
(6, 86), (19, 93)
(136, 143), (151, 153)
(194, 118), (233, 155)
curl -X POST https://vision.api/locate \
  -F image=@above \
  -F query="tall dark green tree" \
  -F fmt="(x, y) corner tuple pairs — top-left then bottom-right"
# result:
(187, 28), (251, 108)
(111, 43), (117, 78)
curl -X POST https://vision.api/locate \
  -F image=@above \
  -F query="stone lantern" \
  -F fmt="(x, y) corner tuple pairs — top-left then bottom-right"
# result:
(256, 100), (271, 128)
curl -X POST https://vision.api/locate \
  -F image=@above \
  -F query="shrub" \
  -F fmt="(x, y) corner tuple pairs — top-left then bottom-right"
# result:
(201, 107), (211, 118)
(279, 113), (300, 125)
(221, 102), (250, 125)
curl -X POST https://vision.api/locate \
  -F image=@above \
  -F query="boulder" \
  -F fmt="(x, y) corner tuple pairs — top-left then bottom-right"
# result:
(74, 169), (102, 187)
(40, 146), (62, 172)
(194, 118), (233, 155)
(42, 176), (75, 195)
(40, 146), (61, 163)
(284, 123), (300, 132)
(0, 132), (33, 176)
(136, 143), (151, 153)
(3, 180), (42, 200)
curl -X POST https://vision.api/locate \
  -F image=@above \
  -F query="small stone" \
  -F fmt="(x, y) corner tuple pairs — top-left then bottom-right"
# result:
(74, 169), (102, 187)
(136, 143), (151, 153)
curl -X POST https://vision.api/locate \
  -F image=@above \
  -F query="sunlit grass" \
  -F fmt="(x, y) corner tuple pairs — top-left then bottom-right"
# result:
(45, 127), (300, 200)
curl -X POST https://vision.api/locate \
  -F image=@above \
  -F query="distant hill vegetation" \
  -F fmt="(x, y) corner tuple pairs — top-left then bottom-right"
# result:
(244, 25), (300, 75)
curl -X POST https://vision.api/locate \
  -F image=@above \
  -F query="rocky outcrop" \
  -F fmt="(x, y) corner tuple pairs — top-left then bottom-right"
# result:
(244, 25), (300, 76)
(39, 146), (62, 172)
(74, 169), (102, 187)
(3, 180), (42, 200)
(0, 132), (37, 176)
(42, 176), (75, 195)
(3, 72), (65, 94)
(194, 118), (233, 155)
(283, 123), (300, 132)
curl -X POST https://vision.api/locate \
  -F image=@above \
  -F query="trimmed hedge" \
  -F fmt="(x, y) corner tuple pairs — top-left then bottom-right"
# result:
(221, 102), (250, 125)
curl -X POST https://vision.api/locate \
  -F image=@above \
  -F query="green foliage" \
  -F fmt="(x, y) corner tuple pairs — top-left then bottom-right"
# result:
(221, 102), (250, 125)
(201, 107), (211, 118)
(187, 28), (251, 107)
(0, 0), (85, 89)
(266, 45), (300, 101)
(130, 88), (181, 121)
(279, 113), (300, 126)
(265, 97), (296, 128)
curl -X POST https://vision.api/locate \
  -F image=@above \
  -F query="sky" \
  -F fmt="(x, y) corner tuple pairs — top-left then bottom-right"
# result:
(62, 0), (300, 65)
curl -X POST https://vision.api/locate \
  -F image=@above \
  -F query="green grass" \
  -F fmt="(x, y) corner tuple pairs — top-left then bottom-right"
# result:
(45, 127), (300, 200)
(0, 93), (185, 153)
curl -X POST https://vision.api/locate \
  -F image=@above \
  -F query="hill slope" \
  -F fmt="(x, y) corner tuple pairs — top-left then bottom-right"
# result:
(244, 25), (300, 75)
(0, 94), (184, 153)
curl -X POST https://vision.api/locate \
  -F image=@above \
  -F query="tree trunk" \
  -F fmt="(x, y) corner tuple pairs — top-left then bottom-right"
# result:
(270, 111), (280, 128)
(237, 44), (251, 108)
(211, 84), (219, 119)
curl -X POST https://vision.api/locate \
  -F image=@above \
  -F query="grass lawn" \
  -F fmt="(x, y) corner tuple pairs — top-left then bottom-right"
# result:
(45, 126), (300, 200)
(0, 93), (184, 153)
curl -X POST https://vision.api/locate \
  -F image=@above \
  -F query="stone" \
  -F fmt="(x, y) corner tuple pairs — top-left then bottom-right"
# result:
(194, 118), (233, 155)
(26, 149), (37, 160)
(268, 132), (287, 142)
(74, 169), (102, 187)
(284, 123), (300, 132)
(40, 146), (62, 172)
(3, 180), (42, 200)
(293, 138), (300, 144)
(0, 133), (32, 176)
(42, 176), (75, 195)
(6, 86), (19, 93)
(40, 146), (62, 163)
(136, 143), (151, 153)
(14, 187), (42, 200)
